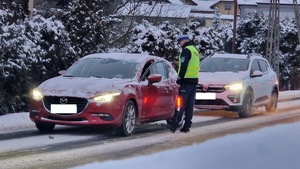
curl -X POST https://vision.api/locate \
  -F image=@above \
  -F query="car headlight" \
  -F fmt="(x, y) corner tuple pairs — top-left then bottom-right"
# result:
(93, 92), (121, 103)
(225, 82), (243, 91)
(32, 89), (43, 101)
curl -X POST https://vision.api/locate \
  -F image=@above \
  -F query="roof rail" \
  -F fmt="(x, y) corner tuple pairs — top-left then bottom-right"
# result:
(215, 51), (229, 54)
(208, 51), (228, 57)
(247, 53), (262, 58)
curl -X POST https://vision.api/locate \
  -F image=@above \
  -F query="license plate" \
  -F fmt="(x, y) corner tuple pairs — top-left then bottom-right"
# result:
(196, 93), (216, 100)
(51, 104), (77, 114)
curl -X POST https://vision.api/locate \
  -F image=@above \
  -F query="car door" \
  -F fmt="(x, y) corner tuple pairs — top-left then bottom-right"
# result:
(140, 61), (173, 119)
(250, 59), (265, 103)
(257, 59), (274, 100)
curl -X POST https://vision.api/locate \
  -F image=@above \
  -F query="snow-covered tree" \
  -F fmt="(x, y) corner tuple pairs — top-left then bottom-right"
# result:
(128, 20), (181, 62)
(211, 7), (221, 30)
(279, 18), (300, 90)
(0, 10), (76, 114)
(236, 13), (268, 54)
(181, 20), (224, 58)
(60, 0), (120, 56)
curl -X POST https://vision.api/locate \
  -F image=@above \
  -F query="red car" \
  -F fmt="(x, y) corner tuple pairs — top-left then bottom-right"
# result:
(30, 53), (180, 136)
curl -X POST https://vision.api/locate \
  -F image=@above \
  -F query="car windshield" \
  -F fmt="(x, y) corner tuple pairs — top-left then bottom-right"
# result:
(64, 58), (139, 79)
(200, 58), (250, 72)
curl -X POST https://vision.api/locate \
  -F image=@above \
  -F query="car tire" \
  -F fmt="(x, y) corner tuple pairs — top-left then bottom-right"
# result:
(265, 90), (278, 113)
(35, 122), (55, 132)
(239, 90), (253, 118)
(117, 100), (137, 136)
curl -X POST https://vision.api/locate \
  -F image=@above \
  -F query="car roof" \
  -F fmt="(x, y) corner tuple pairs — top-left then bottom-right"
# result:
(211, 53), (263, 60)
(82, 53), (162, 63)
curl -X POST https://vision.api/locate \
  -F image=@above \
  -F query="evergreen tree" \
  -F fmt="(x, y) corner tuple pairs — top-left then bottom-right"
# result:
(279, 18), (300, 90)
(211, 7), (221, 30)
(181, 21), (224, 58)
(60, 0), (119, 56)
(236, 13), (268, 54)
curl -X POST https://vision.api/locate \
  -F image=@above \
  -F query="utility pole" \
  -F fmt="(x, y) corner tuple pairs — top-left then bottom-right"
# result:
(293, 0), (300, 43)
(232, 0), (238, 53)
(266, 0), (280, 76)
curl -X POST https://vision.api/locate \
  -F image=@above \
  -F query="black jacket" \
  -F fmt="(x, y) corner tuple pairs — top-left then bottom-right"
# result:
(177, 41), (199, 85)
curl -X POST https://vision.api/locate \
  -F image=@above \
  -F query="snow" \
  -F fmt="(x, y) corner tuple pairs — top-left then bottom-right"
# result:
(238, 0), (300, 5)
(74, 120), (300, 169)
(1, 90), (300, 169)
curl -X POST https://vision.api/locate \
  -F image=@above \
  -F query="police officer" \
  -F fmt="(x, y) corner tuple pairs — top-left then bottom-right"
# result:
(165, 34), (200, 133)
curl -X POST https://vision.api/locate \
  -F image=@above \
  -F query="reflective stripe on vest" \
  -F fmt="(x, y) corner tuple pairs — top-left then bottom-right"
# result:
(178, 45), (200, 78)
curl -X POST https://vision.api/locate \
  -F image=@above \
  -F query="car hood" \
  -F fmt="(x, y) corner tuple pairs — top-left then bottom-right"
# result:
(199, 72), (248, 84)
(38, 76), (133, 99)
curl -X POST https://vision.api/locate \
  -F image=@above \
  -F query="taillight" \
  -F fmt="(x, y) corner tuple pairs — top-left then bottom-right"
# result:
(176, 96), (182, 108)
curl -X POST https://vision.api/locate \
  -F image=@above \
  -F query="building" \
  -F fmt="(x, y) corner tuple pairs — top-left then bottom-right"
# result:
(239, 0), (300, 20)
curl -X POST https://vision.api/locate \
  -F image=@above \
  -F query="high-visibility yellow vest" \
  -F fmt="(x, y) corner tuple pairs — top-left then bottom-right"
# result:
(178, 45), (200, 78)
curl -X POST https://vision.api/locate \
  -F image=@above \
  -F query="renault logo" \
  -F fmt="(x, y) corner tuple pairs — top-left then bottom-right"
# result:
(60, 97), (68, 104)
(203, 85), (209, 91)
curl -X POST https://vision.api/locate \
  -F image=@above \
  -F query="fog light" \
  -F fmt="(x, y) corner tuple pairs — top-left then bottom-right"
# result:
(91, 113), (114, 121)
(228, 95), (240, 103)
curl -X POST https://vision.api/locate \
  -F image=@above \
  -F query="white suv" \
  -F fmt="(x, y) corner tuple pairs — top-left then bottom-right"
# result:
(195, 53), (279, 118)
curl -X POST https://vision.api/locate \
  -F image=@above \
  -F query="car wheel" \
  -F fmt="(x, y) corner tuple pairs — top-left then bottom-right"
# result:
(118, 100), (137, 136)
(239, 90), (253, 118)
(35, 122), (55, 132)
(265, 90), (278, 113)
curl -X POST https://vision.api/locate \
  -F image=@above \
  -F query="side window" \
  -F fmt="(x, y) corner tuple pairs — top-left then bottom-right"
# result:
(151, 61), (167, 80)
(141, 60), (154, 81)
(140, 61), (167, 81)
(251, 60), (260, 74)
(258, 59), (268, 73)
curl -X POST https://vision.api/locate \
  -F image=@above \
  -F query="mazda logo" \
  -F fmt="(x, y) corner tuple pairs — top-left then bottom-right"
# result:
(60, 97), (68, 104)
(203, 85), (209, 91)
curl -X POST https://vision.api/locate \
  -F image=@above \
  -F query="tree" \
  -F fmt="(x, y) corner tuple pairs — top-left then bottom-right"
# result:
(236, 13), (268, 54)
(211, 7), (221, 30)
(60, 0), (120, 56)
(279, 18), (300, 90)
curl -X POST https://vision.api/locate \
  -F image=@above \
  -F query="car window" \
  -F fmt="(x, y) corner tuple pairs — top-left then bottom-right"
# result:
(200, 58), (249, 72)
(258, 59), (268, 73)
(141, 61), (167, 81)
(251, 60), (260, 74)
(64, 58), (138, 79)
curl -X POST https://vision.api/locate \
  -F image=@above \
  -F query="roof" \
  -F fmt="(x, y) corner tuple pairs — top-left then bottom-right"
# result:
(238, 0), (300, 5)
(190, 13), (234, 20)
(82, 53), (163, 63)
(211, 53), (263, 59)
(191, 0), (218, 12)
(212, 53), (249, 59)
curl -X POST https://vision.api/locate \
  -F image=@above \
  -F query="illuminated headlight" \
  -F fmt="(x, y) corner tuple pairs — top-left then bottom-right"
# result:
(32, 89), (43, 101)
(225, 82), (243, 91)
(93, 92), (121, 103)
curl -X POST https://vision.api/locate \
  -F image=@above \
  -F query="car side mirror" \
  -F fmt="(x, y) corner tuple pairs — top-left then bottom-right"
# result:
(251, 70), (263, 77)
(58, 70), (66, 75)
(148, 74), (162, 84)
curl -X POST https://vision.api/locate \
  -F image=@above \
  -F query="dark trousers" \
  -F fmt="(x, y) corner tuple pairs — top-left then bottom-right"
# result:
(172, 83), (197, 128)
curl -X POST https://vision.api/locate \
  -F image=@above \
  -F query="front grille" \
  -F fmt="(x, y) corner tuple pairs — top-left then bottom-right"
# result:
(197, 84), (225, 93)
(46, 116), (87, 121)
(43, 96), (88, 114)
(195, 99), (228, 106)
